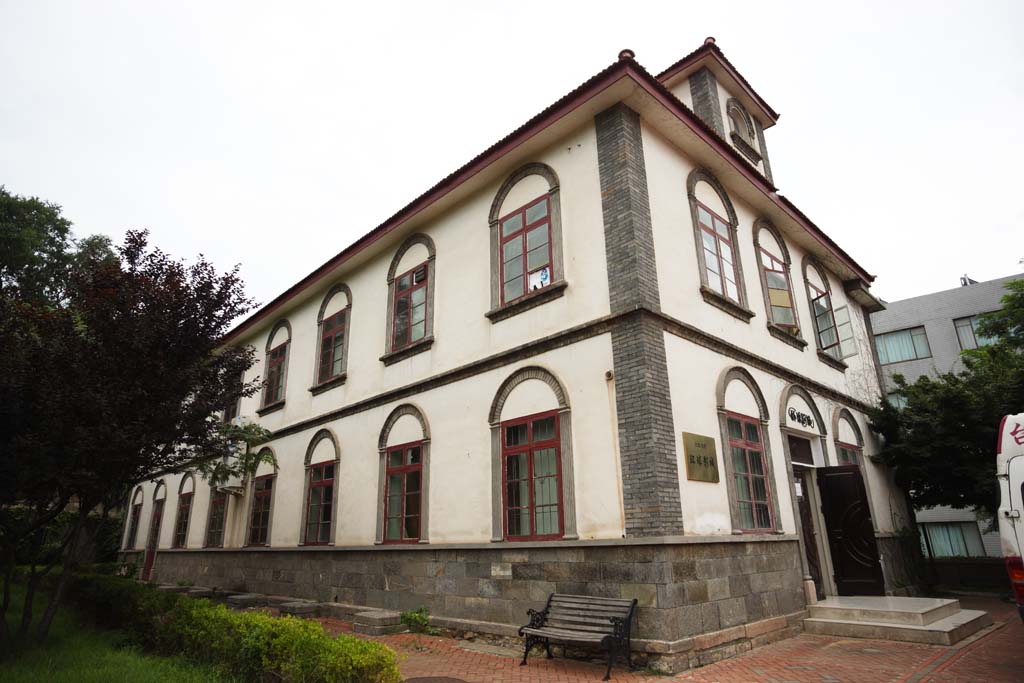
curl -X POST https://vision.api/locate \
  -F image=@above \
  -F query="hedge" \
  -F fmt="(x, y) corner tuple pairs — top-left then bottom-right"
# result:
(63, 574), (402, 683)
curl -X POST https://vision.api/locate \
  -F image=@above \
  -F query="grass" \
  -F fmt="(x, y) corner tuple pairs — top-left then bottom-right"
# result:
(2, 583), (232, 683)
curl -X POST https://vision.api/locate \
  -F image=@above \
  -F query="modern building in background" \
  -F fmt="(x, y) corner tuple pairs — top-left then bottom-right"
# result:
(122, 40), (923, 670)
(870, 273), (1022, 582)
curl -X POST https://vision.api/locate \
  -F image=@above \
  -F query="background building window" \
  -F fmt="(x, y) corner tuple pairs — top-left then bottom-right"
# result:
(696, 202), (740, 303)
(126, 492), (143, 549)
(205, 490), (227, 547)
(384, 443), (422, 542)
(173, 491), (192, 548)
(837, 442), (861, 465)
(875, 327), (931, 364)
(919, 521), (986, 558)
(247, 475), (274, 546)
(304, 462), (334, 545)
(318, 310), (347, 383)
(886, 391), (908, 410)
(392, 264), (428, 351)
(502, 411), (562, 540)
(264, 343), (287, 405)
(499, 196), (552, 304)
(954, 315), (995, 350)
(726, 414), (774, 531)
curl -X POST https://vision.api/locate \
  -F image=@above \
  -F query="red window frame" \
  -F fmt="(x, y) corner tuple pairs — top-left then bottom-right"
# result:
(696, 200), (741, 304)
(725, 411), (775, 532)
(303, 462), (335, 545)
(836, 441), (861, 465)
(126, 502), (142, 549)
(317, 309), (348, 384)
(205, 490), (227, 548)
(247, 475), (274, 546)
(263, 342), (288, 406)
(759, 247), (798, 332)
(173, 492), (193, 548)
(809, 281), (840, 357)
(497, 195), (553, 305)
(391, 263), (429, 351)
(501, 409), (564, 541)
(382, 441), (423, 544)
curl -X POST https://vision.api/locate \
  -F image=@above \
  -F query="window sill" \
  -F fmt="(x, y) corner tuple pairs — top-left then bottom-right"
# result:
(380, 335), (434, 366)
(486, 280), (568, 323)
(730, 132), (763, 164)
(700, 286), (755, 322)
(767, 323), (807, 350)
(817, 350), (848, 372)
(309, 373), (347, 396)
(256, 401), (285, 416)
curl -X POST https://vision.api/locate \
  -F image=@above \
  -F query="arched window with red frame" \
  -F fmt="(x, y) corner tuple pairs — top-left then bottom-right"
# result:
(304, 461), (335, 545)
(247, 473), (275, 546)
(498, 195), (553, 304)
(173, 475), (195, 548)
(502, 410), (563, 540)
(383, 442), (422, 543)
(125, 487), (143, 549)
(725, 412), (774, 532)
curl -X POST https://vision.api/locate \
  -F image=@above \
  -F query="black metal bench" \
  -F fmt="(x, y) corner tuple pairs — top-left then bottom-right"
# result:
(518, 593), (638, 680)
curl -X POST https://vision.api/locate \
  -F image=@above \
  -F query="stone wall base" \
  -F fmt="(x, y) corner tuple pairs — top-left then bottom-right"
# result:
(125, 538), (805, 672)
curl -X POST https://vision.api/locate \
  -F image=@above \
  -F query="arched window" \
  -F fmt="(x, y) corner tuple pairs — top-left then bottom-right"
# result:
(802, 259), (844, 366)
(260, 320), (291, 411)
(246, 449), (277, 546)
(715, 367), (781, 533)
(302, 429), (339, 545)
(204, 486), (228, 548)
(125, 487), (144, 549)
(833, 408), (865, 466)
(754, 221), (803, 345)
(377, 405), (431, 543)
(687, 169), (752, 320)
(488, 366), (577, 541)
(487, 163), (566, 320)
(173, 474), (195, 548)
(383, 235), (435, 364)
(314, 284), (352, 391)
(726, 99), (762, 164)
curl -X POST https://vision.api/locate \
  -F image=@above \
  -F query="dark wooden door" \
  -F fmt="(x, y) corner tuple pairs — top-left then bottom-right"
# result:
(816, 466), (884, 595)
(142, 500), (164, 581)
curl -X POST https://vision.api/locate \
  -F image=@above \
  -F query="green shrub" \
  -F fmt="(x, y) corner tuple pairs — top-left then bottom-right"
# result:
(399, 606), (437, 635)
(63, 574), (401, 683)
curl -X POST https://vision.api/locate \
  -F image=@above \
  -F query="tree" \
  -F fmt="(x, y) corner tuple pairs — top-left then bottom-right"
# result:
(1, 220), (269, 644)
(870, 279), (1024, 522)
(0, 186), (74, 304)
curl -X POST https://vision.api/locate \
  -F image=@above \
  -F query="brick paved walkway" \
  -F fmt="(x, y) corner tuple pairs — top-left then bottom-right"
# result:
(320, 595), (1021, 683)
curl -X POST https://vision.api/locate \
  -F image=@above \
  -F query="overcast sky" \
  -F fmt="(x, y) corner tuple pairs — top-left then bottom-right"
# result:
(2, 1), (1022, 308)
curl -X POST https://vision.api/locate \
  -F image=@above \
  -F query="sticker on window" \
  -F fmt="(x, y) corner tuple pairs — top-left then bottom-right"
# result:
(528, 267), (551, 291)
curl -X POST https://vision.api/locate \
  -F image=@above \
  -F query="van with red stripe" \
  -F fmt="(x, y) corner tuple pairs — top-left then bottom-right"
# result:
(997, 413), (1024, 622)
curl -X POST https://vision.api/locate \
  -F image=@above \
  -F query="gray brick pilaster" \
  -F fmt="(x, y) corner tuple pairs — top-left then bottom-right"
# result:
(689, 67), (725, 138)
(595, 103), (684, 536)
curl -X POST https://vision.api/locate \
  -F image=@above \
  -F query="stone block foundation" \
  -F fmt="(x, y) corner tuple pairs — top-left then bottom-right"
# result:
(127, 536), (805, 673)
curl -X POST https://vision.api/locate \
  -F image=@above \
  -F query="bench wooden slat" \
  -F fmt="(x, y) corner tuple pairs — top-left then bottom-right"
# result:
(521, 627), (607, 642)
(551, 594), (634, 606)
(549, 604), (630, 617)
(546, 614), (619, 627)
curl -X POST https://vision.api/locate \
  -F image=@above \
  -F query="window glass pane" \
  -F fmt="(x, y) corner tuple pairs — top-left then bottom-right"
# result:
(528, 267), (551, 291)
(503, 255), (523, 282)
(387, 473), (403, 498)
(502, 214), (523, 237)
(697, 206), (712, 226)
(408, 447), (421, 465)
(386, 518), (401, 540)
(410, 320), (425, 342)
(744, 423), (760, 443)
(707, 270), (723, 294)
(727, 419), (742, 439)
(701, 230), (717, 253)
(506, 451), (528, 480)
(405, 492), (420, 520)
(525, 200), (548, 224)
(720, 242), (733, 266)
(413, 266), (427, 284)
(833, 306), (850, 325)
(713, 217), (729, 238)
(503, 277), (523, 302)
(405, 470), (420, 493)
(506, 423), (528, 446)
(507, 479), (529, 509)
(503, 238), (522, 263)
(535, 505), (559, 536)
(754, 503), (771, 529)
(398, 274), (411, 290)
(749, 453), (764, 475)
(955, 318), (976, 350)
(772, 306), (795, 325)
(534, 473), (558, 506)
(411, 287), (426, 307)
(738, 501), (754, 528)
(393, 296), (409, 343)
(725, 280), (739, 303)
(411, 302), (426, 325)
(311, 468), (322, 483)
(766, 271), (788, 290)
(912, 328), (931, 357)
(388, 451), (403, 468)
(751, 475), (767, 502)
(731, 446), (748, 473)
(507, 508), (529, 536)
(404, 515), (420, 539)
(532, 416), (556, 441)
(526, 225), (549, 251)
(533, 448), (557, 477)
(526, 245), (549, 271)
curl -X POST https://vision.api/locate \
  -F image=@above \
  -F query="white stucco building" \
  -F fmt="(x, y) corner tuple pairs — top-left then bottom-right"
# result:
(123, 39), (916, 668)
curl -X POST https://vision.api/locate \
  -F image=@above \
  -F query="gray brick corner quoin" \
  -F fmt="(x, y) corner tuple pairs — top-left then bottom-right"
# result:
(595, 103), (684, 536)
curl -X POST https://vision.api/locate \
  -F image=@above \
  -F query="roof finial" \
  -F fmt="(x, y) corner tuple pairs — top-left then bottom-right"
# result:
(618, 49), (635, 61)
(704, 36), (716, 45)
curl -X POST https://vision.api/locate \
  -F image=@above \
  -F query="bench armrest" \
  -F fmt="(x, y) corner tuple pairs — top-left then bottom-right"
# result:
(518, 607), (549, 635)
(608, 615), (630, 640)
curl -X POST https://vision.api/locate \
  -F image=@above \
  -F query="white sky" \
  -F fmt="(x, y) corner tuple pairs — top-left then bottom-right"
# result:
(2, 1), (1022, 308)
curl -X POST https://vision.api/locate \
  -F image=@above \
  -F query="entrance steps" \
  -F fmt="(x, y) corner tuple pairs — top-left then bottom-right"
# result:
(803, 596), (992, 645)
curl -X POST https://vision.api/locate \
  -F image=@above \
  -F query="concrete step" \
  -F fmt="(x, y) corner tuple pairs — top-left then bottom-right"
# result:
(807, 596), (961, 626)
(804, 609), (993, 645)
(352, 610), (408, 636)
(226, 593), (266, 608)
(279, 601), (319, 616)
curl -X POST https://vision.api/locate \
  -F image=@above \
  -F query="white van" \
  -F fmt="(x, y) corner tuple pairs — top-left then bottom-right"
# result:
(997, 412), (1024, 622)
